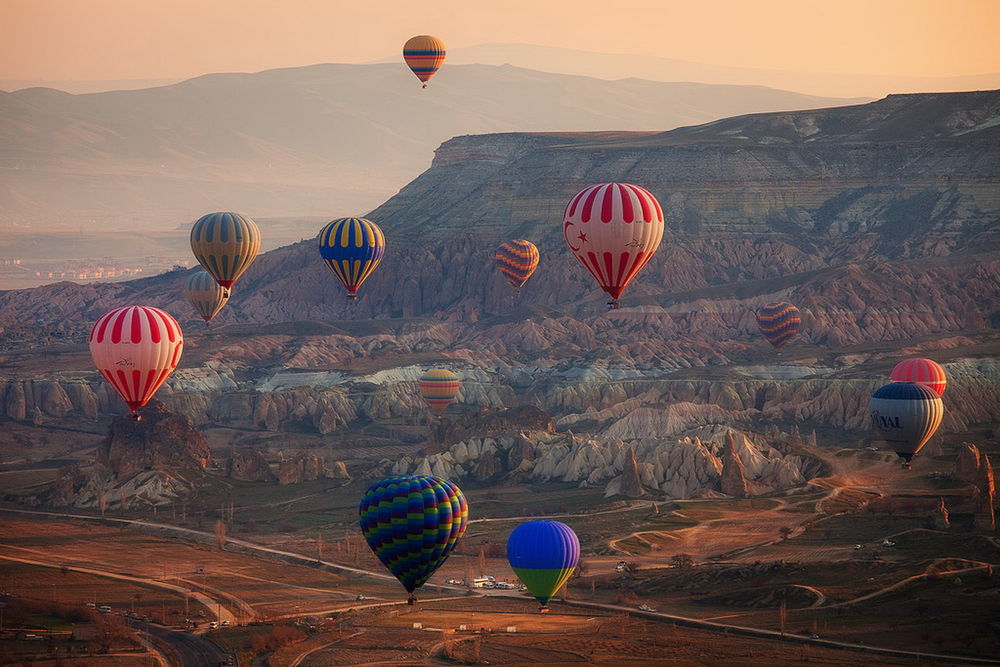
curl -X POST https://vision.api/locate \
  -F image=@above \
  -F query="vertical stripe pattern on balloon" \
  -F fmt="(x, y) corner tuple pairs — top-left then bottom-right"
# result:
(318, 217), (386, 297)
(190, 212), (261, 289)
(890, 358), (947, 396)
(495, 240), (540, 290)
(868, 382), (944, 463)
(755, 301), (801, 351)
(89, 306), (184, 413)
(185, 270), (229, 322)
(562, 183), (664, 301)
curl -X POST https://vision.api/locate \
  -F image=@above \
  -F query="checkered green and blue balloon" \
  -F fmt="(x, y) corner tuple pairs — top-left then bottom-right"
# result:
(359, 475), (469, 595)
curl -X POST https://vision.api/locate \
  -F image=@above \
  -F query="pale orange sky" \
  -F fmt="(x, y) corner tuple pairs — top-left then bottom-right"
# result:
(1, 0), (998, 81)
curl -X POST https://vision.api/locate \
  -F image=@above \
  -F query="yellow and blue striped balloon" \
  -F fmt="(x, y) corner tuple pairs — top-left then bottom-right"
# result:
(184, 269), (229, 323)
(317, 217), (386, 300)
(190, 212), (261, 292)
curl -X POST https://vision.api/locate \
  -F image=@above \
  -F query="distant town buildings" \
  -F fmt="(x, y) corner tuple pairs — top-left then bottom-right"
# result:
(7, 257), (192, 285)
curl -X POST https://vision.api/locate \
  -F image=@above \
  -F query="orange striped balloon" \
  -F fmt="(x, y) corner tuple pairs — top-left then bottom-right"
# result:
(890, 358), (946, 396)
(403, 35), (446, 87)
(89, 306), (184, 419)
(496, 240), (540, 291)
(755, 301), (801, 351)
(419, 369), (460, 414)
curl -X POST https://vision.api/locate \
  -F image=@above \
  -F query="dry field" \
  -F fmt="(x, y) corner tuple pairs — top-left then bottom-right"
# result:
(0, 517), (406, 623)
(272, 596), (919, 666)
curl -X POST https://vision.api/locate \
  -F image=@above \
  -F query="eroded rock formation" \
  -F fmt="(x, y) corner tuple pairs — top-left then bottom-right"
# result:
(277, 454), (328, 485)
(721, 431), (750, 498)
(228, 450), (277, 482)
(391, 426), (820, 500)
(97, 401), (211, 479)
(974, 454), (996, 531)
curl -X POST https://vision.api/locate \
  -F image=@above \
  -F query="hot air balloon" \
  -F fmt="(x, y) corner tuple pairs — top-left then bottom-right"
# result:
(419, 369), (460, 414)
(496, 240), (540, 291)
(190, 212), (261, 296)
(562, 183), (664, 309)
(89, 306), (184, 421)
(403, 35), (446, 87)
(869, 382), (944, 467)
(359, 475), (468, 603)
(890, 358), (946, 396)
(507, 520), (580, 612)
(317, 217), (386, 300)
(755, 301), (801, 352)
(185, 270), (229, 323)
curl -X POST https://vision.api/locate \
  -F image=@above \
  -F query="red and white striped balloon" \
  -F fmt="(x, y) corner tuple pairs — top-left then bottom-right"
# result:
(562, 183), (664, 308)
(89, 306), (184, 419)
(890, 358), (946, 396)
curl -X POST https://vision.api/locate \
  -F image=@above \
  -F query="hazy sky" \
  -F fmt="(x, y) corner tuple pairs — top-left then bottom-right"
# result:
(2, 0), (998, 81)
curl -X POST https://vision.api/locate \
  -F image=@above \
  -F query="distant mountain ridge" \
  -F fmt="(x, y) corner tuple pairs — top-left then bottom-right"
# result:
(0, 62), (862, 234)
(443, 43), (1000, 99)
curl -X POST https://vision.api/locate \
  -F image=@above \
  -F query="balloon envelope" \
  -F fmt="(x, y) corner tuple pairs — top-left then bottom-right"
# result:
(496, 240), (539, 290)
(185, 270), (229, 322)
(403, 35), (446, 86)
(89, 306), (184, 417)
(507, 520), (580, 607)
(358, 475), (468, 597)
(890, 358), (946, 396)
(318, 217), (386, 299)
(756, 301), (801, 351)
(419, 369), (460, 414)
(190, 212), (261, 290)
(869, 382), (944, 463)
(562, 183), (664, 307)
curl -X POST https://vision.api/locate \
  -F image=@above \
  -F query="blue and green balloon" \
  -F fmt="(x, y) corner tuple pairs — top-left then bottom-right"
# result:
(507, 520), (580, 611)
(359, 475), (468, 603)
